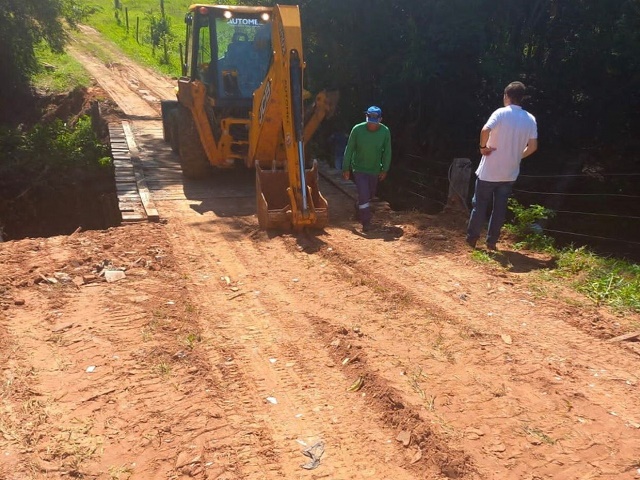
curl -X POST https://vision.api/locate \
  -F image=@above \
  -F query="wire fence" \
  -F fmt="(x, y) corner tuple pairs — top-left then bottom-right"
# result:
(393, 153), (640, 257)
(513, 189), (640, 199)
(519, 173), (640, 178)
(112, 0), (175, 66)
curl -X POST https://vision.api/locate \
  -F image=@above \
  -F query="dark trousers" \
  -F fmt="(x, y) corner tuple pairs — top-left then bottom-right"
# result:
(353, 172), (379, 226)
(467, 178), (514, 245)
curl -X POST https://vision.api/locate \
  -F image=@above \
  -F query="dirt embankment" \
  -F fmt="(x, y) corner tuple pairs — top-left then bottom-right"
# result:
(1, 26), (639, 480)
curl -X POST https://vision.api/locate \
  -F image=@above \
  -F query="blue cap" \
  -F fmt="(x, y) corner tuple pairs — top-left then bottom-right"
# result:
(365, 106), (382, 123)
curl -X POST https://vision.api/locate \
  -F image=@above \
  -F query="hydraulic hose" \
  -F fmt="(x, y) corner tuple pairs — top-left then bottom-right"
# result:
(289, 49), (308, 213)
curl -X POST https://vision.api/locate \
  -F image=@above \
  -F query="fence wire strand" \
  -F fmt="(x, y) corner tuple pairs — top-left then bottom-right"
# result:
(397, 156), (640, 249)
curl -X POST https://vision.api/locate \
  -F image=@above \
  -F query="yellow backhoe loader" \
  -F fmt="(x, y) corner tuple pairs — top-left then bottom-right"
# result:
(161, 4), (338, 230)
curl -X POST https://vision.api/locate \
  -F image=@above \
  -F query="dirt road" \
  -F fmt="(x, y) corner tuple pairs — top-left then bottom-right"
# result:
(1, 27), (639, 480)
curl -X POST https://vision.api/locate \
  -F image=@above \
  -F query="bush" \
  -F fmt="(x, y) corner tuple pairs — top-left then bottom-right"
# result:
(505, 199), (555, 250)
(0, 116), (115, 238)
(0, 116), (110, 173)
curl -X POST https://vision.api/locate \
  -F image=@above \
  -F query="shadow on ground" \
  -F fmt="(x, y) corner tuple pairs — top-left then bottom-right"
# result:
(489, 249), (556, 273)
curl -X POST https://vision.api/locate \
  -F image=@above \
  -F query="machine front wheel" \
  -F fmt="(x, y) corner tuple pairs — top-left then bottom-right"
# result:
(177, 106), (210, 178)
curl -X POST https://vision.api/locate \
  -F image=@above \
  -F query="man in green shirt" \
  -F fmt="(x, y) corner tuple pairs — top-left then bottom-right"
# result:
(342, 106), (392, 233)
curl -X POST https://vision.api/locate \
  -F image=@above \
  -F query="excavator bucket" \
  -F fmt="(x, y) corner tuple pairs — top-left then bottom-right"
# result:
(256, 161), (328, 230)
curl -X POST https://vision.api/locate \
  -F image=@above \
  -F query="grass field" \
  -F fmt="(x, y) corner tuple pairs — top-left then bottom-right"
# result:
(82, 0), (217, 76)
(34, 0), (194, 89)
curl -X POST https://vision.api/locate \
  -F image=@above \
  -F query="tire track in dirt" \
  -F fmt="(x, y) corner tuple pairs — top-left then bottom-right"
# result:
(66, 25), (640, 479)
(74, 25), (176, 108)
(222, 227), (474, 478)
(301, 227), (640, 479)
(165, 217), (288, 479)
(67, 44), (159, 119)
(0, 229), (244, 479)
(157, 202), (426, 478)
(219, 227), (477, 478)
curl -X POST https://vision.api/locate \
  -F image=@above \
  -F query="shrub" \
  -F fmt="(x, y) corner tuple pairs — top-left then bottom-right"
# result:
(505, 198), (555, 250)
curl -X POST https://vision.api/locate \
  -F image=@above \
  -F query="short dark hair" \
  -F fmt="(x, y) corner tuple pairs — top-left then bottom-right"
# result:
(504, 81), (526, 105)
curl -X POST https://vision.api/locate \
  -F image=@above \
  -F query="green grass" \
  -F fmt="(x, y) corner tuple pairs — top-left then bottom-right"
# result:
(476, 232), (639, 314)
(32, 42), (91, 93)
(504, 201), (640, 313)
(470, 249), (495, 264)
(555, 247), (640, 312)
(184, 332), (202, 350)
(522, 242), (640, 313)
(82, 0), (206, 76)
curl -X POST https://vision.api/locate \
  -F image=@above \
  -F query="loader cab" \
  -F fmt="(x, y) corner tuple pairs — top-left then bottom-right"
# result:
(185, 5), (273, 107)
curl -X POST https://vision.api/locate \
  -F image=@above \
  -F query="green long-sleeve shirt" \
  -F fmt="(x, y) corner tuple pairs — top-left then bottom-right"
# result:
(342, 122), (392, 175)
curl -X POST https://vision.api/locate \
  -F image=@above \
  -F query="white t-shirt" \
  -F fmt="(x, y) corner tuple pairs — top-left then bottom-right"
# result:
(476, 105), (537, 182)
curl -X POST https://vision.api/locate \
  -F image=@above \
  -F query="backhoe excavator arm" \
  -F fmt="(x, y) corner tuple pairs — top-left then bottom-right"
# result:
(251, 5), (330, 229)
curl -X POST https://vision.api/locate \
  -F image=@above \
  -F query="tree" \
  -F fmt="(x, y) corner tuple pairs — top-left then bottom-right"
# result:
(0, 0), (82, 123)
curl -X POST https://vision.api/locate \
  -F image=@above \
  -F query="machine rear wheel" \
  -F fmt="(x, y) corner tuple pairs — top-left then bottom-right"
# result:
(160, 100), (177, 143)
(177, 106), (210, 178)
(169, 110), (179, 153)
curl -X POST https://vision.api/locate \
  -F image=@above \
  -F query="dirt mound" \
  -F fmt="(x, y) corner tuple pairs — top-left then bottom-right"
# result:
(39, 85), (124, 138)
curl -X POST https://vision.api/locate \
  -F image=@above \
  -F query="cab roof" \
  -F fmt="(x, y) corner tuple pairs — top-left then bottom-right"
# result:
(188, 4), (273, 14)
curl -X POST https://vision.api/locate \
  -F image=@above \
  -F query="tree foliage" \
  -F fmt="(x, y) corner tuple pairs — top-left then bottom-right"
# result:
(260, 0), (640, 165)
(0, 0), (84, 118)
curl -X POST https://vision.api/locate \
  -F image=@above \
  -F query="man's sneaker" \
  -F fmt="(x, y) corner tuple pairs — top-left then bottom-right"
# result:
(486, 243), (498, 251)
(465, 237), (478, 249)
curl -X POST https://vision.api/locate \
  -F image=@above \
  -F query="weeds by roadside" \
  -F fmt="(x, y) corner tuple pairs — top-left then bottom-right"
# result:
(555, 248), (640, 312)
(469, 200), (639, 314)
(470, 249), (494, 264)
(504, 198), (555, 252)
(502, 201), (640, 313)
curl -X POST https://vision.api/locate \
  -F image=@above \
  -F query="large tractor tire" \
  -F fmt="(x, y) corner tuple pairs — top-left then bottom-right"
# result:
(177, 105), (210, 178)
(169, 109), (179, 153)
(160, 100), (177, 143)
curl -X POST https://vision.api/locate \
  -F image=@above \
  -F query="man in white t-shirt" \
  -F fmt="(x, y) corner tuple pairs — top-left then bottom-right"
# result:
(466, 81), (538, 250)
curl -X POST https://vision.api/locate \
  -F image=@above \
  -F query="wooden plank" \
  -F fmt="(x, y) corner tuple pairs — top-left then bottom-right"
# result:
(121, 212), (146, 222)
(122, 121), (160, 222)
(317, 159), (357, 201)
(109, 121), (147, 223)
(116, 183), (138, 191)
(113, 162), (132, 168)
(115, 176), (136, 183)
(607, 330), (640, 343)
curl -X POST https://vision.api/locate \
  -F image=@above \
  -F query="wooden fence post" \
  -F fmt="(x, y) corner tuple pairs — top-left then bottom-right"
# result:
(446, 157), (472, 212)
(162, 37), (168, 64)
(90, 101), (102, 138)
(125, 7), (129, 33)
(136, 17), (140, 44)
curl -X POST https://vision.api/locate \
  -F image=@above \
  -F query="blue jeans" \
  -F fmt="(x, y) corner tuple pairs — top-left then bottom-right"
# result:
(353, 172), (379, 226)
(467, 179), (514, 246)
